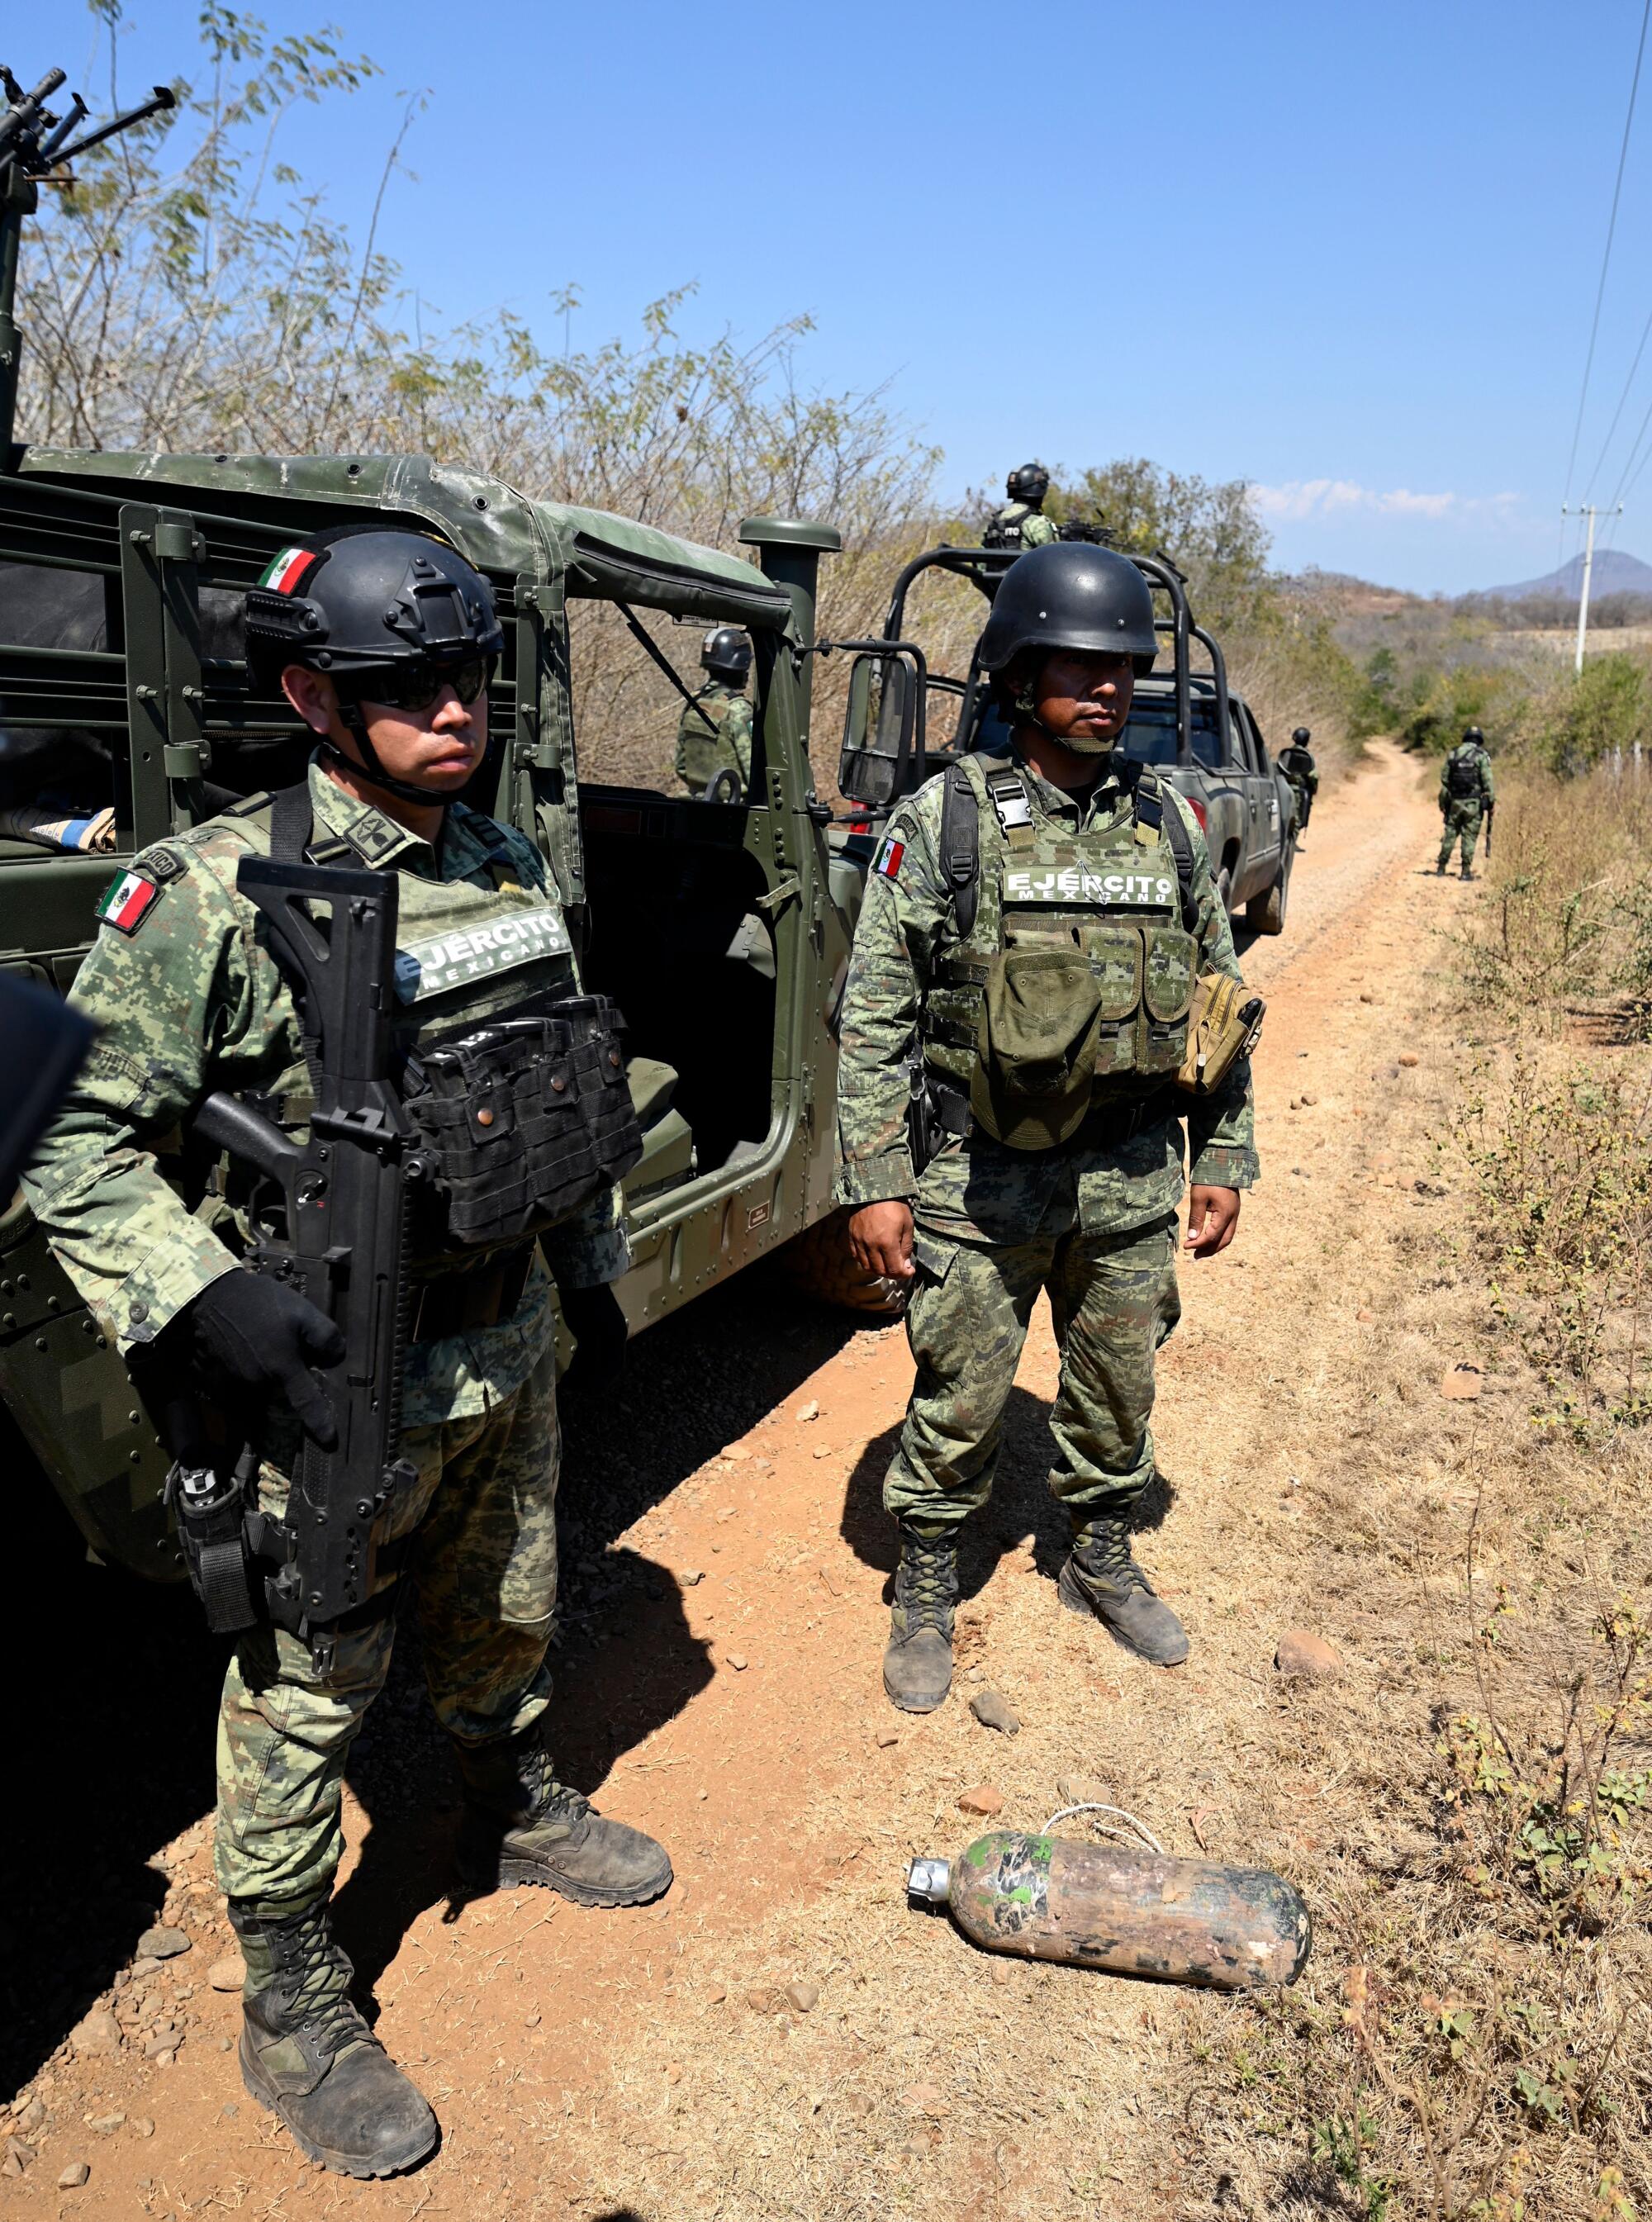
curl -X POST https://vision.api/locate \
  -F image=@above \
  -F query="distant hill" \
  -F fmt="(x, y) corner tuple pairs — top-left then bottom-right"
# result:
(1278, 567), (1425, 617)
(1484, 548), (1652, 601)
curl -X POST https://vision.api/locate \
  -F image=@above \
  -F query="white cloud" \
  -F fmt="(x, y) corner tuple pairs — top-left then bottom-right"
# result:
(1250, 479), (1521, 525)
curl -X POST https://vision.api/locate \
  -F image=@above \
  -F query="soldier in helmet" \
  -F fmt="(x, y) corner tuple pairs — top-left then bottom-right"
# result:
(22, 525), (672, 2178)
(834, 541), (1258, 1712)
(675, 625), (754, 800)
(1437, 724), (1494, 879)
(987, 463), (1058, 551)
(1278, 725), (1318, 843)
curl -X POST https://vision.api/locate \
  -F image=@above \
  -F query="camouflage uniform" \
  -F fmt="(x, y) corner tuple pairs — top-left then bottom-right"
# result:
(834, 749), (1256, 1531)
(991, 501), (1058, 550)
(675, 681), (754, 797)
(1437, 741), (1494, 871)
(22, 761), (626, 1918)
(1278, 743), (1318, 829)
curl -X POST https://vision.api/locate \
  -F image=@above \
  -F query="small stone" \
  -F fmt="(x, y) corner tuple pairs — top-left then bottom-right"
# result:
(1056, 1775), (1110, 1809)
(70, 2007), (121, 2058)
(875, 1730), (900, 1749)
(958, 1786), (1003, 1817)
(746, 1987), (777, 2014)
(795, 1399), (820, 1423)
(784, 1980), (820, 2013)
(969, 1688), (1021, 1736)
(1398, 1052), (1419, 1068)
(1359, 991), (1374, 1004)
(216, 2038), (232, 2052)
(131, 2119), (154, 2139)
(902, 2082), (948, 2116)
(137, 1925), (191, 1961)
(88, 2114), (125, 2135)
(1355, 1308), (1375, 1324)
(147, 2038), (177, 2064)
(206, 1956), (244, 1993)
(679, 1569), (705, 1588)
(724, 1652), (748, 1672)
(12, 2099), (44, 2134)
(58, 2161), (90, 2188)
(1299, 1091), (1317, 1106)
(2, 2144), (28, 2179)
(841, 2092), (874, 2118)
(1441, 1363), (1483, 1401)
(811, 1444), (832, 1460)
(1275, 1629), (1343, 1678)
(706, 1985), (727, 2004)
(221, 2102), (239, 2120)
(524, 2011), (541, 2028)
(666, 2063), (684, 2085)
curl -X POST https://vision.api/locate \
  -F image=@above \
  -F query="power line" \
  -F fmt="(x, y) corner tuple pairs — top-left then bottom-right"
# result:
(1583, 295), (1652, 498)
(1561, 0), (1652, 511)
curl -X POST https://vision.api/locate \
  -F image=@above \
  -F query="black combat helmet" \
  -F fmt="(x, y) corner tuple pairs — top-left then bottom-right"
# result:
(701, 625), (752, 683)
(976, 541), (1158, 677)
(1292, 726), (1312, 745)
(244, 526), (504, 804)
(1463, 724), (1484, 744)
(1006, 463), (1050, 503)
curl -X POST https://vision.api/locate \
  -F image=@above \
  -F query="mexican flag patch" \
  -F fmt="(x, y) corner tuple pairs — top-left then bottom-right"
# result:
(873, 832), (904, 881)
(256, 544), (321, 596)
(96, 868), (162, 936)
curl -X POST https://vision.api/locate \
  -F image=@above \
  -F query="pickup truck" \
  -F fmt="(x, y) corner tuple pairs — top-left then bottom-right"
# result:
(832, 542), (1298, 936)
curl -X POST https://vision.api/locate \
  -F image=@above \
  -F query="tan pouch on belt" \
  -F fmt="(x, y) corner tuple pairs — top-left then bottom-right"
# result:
(1175, 973), (1265, 1096)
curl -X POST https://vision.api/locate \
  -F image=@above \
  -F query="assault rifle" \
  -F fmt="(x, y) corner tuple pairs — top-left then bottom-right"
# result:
(170, 857), (425, 1673)
(1483, 798), (1493, 858)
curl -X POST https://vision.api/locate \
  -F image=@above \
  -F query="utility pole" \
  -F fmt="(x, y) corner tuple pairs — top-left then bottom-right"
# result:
(1561, 503), (1622, 671)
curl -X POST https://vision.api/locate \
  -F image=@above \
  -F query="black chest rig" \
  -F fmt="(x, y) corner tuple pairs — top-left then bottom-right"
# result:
(240, 784), (643, 1265)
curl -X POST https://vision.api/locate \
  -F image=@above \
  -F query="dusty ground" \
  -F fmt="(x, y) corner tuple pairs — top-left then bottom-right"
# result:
(4, 742), (1541, 2218)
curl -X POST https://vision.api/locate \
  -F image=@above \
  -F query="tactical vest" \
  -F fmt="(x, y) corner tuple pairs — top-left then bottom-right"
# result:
(983, 502), (1037, 551)
(919, 756), (1200, 1109)
(218, 785), (640, 1262)
(1444, 746), (1485, 800)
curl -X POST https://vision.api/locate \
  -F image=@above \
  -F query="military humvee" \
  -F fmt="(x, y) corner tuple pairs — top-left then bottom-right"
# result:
(0, 67), (895, 1587)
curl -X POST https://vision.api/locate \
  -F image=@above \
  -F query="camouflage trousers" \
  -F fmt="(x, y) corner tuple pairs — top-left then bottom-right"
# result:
(1438, 799), (1483, 870)
(884, 1210), (1181, 1531)
(214, 1347), (560, 1919)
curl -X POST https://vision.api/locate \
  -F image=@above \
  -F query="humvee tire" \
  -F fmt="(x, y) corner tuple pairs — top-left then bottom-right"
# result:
(781, 1207), (910, 1319)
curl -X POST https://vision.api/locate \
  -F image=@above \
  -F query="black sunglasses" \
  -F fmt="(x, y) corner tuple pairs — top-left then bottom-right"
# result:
(349, 655), (494, 713)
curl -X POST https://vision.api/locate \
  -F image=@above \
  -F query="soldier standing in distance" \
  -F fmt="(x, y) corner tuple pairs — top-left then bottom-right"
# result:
(1437, 723), (1494, 879)
(675, 625), (754, 799)
(989, 463), (1059, 549)
(22, 528), (672, 2179)
(1278, 725), (1318, 843)
(833, 541), (1257, 1713)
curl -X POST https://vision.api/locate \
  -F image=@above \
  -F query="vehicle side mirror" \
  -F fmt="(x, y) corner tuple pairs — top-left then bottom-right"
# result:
(837, 646), (926, 810)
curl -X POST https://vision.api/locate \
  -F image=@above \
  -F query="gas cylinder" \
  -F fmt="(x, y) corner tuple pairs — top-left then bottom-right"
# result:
(908, 1830), (1311, 1989)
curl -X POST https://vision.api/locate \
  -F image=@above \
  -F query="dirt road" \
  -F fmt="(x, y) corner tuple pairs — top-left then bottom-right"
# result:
(5, 741), (1463, 2219)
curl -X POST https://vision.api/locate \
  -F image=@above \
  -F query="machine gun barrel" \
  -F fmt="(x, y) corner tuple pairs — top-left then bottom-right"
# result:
(0, 69), (66, 163)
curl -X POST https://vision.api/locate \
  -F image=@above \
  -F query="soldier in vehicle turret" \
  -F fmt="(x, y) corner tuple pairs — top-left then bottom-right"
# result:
(675, 625), (754, 800)
(1436, 724), (1494, 879)
(21, 527), (672, 2180)
(1278, 726), (1317, 843)
(985, 463), (1058, 551)
(833, 541), (1258, 1715)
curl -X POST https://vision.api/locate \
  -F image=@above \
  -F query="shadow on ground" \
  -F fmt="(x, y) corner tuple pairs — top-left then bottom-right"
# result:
(2, 1264), (862, 2096)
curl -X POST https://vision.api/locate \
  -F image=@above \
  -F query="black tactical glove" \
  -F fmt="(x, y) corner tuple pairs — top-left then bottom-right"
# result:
(177, 1270), (345, 1449)
(558, 1283), (628, 1394)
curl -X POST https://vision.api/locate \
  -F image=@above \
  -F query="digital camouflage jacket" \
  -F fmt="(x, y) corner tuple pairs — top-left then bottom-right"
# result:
(21, 759), (628, 1427)
(833, 747), (1258, 1243)
(675, 681), (754, 795)
(1438, 741), (1493, 810)
(992, 502), (1058, 549)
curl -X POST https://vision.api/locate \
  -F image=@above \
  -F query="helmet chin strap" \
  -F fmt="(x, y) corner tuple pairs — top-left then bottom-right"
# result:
(1013, 679), (1117, 757)
(320, 701), (455, 810)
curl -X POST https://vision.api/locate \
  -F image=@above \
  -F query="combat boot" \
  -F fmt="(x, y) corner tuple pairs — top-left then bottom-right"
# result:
(230, 1899), (436, 2178)
(455, 1726), (672, 1907)
(1059, 1515), (1189, 1667)
(1435, 861), (1447, 876)
(1460, 867), (1474, 881)
(883, 1522), (959, 1712)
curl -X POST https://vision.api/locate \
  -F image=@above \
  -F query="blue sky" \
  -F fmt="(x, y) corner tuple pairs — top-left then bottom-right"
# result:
(54, 0), (1652, 593)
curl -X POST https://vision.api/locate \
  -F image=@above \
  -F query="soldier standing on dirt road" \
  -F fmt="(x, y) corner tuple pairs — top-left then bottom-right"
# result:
(675, 624), (754, 799)
(21, 527), (672, 2181)
(833, 541), (1258, 1713)
(1278, 725), (1318, 843)
(987, 463), (1059, 550)
(1436, 724), (1494, 879)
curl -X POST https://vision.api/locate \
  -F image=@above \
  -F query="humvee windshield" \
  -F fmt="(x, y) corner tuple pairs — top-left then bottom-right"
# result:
(1120, 686), (1224, 771)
